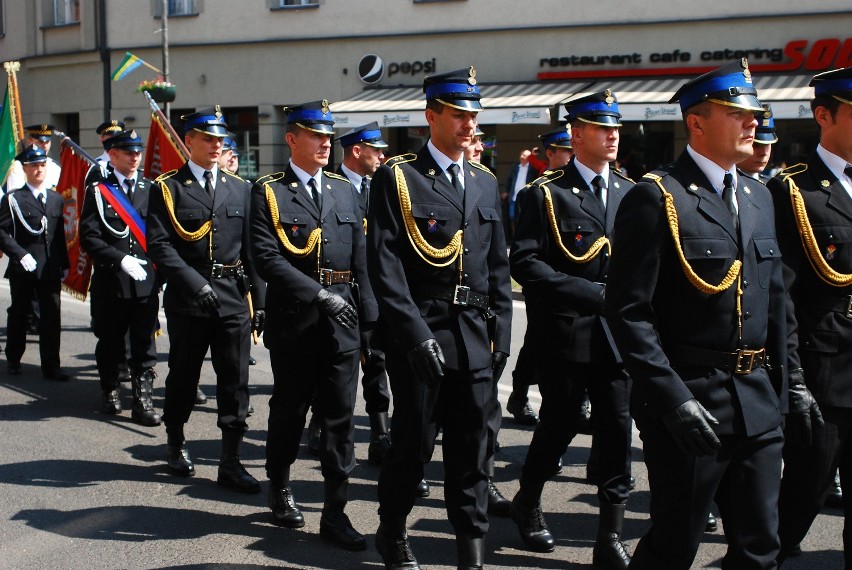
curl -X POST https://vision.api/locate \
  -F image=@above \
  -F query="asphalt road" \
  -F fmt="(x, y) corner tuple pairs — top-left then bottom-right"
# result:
(0, 280), (845, 569)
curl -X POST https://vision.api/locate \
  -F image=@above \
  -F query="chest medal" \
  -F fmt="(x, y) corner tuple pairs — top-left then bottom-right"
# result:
(427, 218), (438, 233)
(826, 244), (837, 260)
(291, 225), (299, 236)
(575, 233), (584, 247)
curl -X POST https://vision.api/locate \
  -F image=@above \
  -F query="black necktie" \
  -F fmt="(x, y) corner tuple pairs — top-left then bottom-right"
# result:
(308, 178), (322, 211)
(447, 163), (464, 201)
(39, 192), (46, 205)
(203, 170), (214, 198)
(722, 172), (738, 231)
(124, 178), (135, 201)
(591, 175), (606, 207)
(360, 177), (369, 197)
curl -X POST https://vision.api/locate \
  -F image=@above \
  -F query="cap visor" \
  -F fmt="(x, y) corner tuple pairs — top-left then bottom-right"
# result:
(364, 140), (389, 148)
(296, 122), (335, 135)
(577, 115), (622, 127)
(707, 94), (763, 112)
(436, 99), (483, 112)
(29, 135), (51, 142)
(754, 132), (778, 144)
(193, 126), (229, 137)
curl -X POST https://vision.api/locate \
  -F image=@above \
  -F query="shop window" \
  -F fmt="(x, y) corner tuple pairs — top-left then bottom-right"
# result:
(271, 0), (320, 9)
(153, 0), (200, 17)
(53, 0), (79, 25)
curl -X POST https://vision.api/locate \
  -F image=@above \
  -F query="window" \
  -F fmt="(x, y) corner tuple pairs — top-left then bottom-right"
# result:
(53, 0), (79, 25)
(272, 0), (319, 9)
(152, 0), (199, 17)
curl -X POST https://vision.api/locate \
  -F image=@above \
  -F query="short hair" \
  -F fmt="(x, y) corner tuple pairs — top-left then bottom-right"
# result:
(426, 99), (445, 114)
(810, 95), (842, 122)
(681, 101), (713, 139)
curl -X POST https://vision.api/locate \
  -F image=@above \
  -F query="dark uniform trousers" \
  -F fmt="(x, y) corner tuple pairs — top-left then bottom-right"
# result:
(511, 161), (633, 504)
(80, 172), (160, 392)
(367, 147), (513, 538)
(605, 153), (788, 570)
(146, 163), (264, 438)
(0, 187), (69, 371)
(250, 167), (377, 484)
(768, 154), (852, 564)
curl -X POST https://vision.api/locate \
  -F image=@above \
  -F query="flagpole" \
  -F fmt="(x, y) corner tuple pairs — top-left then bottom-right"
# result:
(3, 61), (24, 144)
(144, 91), (189, 160)
(53, 130), (99, 166)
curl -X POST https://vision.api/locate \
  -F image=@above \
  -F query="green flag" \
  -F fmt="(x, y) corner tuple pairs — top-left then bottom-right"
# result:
(0, 86), (17, 184)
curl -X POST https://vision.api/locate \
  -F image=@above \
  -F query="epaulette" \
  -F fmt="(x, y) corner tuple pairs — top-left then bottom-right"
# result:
(155, 169), (179, 183)
(779, 162), (808, 181)
(469, 161), (496, 179)
(324, 171), (350, 183)
(531, 169), (564, 186)
(611, 166), (635, 184)
(642, 172), (663, 182)
(385, 153), (417, 167)
(255, 171), (286, 185)
(222, 169), (246, 182)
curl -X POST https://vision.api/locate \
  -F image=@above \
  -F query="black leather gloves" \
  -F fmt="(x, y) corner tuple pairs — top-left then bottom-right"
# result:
(194, 284), (221, 315)
(662, 398), (721, 456)
(407, 339), (445, 389)
(314, 288), (357, 329)
(786, 369), (824, 446)
(252, 309), (265, 334)
(492, 351), (508, 383)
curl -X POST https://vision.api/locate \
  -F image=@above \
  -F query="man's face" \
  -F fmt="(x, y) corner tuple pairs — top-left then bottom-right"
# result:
(818, 102), (852, 162)
(227, 154), (240, 174)
(109, 148), (142, 178)
(694, 104), (758, 168)
(573, 123), (619, 168)
(464, 136), (484, 163)
(29, 136), (51, 154)
(356, 144), (385, 175)
(287, 127), (331, 174)
(426, 105), (477, 158)
(185, 131), (223, 169)
(22, 161), (47, 187)
(546, 147), (573, 169)
(519, 149), (531, 166)
(737, 142), (772, 175)
(218, 149), (234, 171)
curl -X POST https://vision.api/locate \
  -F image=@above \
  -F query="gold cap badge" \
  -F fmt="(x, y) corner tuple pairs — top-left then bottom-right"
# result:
(468, 66), (477, 86)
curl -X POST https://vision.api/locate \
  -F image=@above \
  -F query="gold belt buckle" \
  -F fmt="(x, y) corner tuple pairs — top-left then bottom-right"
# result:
(734, 349), (758, 375)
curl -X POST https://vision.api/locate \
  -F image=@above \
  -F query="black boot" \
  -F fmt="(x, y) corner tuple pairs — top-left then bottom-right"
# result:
(102, 383), (122, 415)
(307, 416), (322, 457)
(592, 503), (631, 570)
(320, 479), (366, 551)
(269, 467), (305, 528)
(131, 368), (161, 427)
(510, 487), (554, 552)
(166, 431), (194, 477)
(456, 535), (484, 570)
(485, 456), (511, 517)
(217, 431), (260, 493)
(376, 520), (420, 570)
(368, 412), (392, 465)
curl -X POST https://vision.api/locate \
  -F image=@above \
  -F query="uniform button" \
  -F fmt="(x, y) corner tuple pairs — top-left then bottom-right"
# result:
(464, 222), (469, 228)
(464, 248), (470, 254)
(463, 273), (469, 278)
(345, 216), (350, 221)
(743, 280), (749, 288)
(326, 259), (331, 264)
(212, 244), (218, 250)
(213, 228), (218, 233)
(212, 214), (217, 218)
(828, 234), (834, 240)
(744, 311), (751, 319)
(769, 249), (774, 255)
(576, 225), (582, 231)
(324, 239), (329, 244)
(705, 250), (712, 256)
(429, 212), (435, 217)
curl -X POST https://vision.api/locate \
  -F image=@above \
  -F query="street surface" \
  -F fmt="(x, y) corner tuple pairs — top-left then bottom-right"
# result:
(0, 274), (844, 569)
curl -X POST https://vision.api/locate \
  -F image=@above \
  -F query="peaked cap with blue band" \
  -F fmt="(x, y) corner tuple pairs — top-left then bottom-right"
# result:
(223, 135), (238, 152)
(669, 59), (763, 112)
(754, 104), (778, 145)
(96, 120), (125, 136)
(423, 66), (483, 111)
(539, 126), (572, 149)
(16, 144), (48, 164)
(810, 66), (852, 106)
(104, 130), (144, 152)
(24, 124), (54, 142)
(284, 100), (335, 135)
(181, 106), (229, 137)
(336, 121), (388, 148)
(564, 90), (622, 127)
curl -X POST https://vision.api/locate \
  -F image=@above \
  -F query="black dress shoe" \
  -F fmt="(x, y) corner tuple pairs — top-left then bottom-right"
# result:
(249, 355), (257, 366)
(510, 492), (555, 553)
(102, 389), (122, 414)
(416, 479), (430, 498)
(376, 525), (421, 570)
(269, 485), (305, 528)
(218, 458), (261, 493)
(247, 402), (254, 416)
(506, 398), (539, 426)
(167, 445), (195, 477)
(195, 386), (208, 405)
(487, 480), (512, 517)
(117, 367), (131, 383)
(826, 472), (843, 509)
(320, 511), (367, 551)
(705, 512), (718, 533)
(8, 361), (22, 375)
(43, 368), (73, 381)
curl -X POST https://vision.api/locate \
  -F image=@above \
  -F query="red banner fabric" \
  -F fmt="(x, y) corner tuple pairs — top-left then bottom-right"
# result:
(56, 144), (92, 300)
(143, 113), (185, 179)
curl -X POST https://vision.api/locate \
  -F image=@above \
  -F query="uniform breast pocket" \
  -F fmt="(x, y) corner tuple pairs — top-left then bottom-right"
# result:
(477, 206), (500, 245)
(335, 212), (358, 243)
(813, 224), (852, 268)
(560, 217), (598, 252)
(411, 203), (451, 241)
(752, 236), (781, 288)
(681, 236), (738, 282)
(176, 208), (206, 231)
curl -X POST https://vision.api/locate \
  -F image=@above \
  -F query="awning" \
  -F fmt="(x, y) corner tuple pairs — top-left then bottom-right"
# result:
(330, 81), (593, 128)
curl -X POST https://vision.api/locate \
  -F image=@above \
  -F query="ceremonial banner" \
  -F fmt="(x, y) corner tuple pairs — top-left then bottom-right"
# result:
(0, 86), (17, 184)
(57, 144), (92, 299)
(144, 113), (185, 179)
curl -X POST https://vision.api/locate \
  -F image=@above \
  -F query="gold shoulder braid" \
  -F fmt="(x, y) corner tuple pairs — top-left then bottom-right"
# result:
(644, 173), (742, 294)
(541, 185), (610, 263)
(393, 159), (463, 270)
(264, 182), (322, 258)
(157, 179), (212, 242)
(783, 164), (852, 287)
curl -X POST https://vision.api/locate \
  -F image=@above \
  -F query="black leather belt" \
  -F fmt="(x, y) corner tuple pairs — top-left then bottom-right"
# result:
(813, 295), (852, 318)
(666, 342), (768, 375)
(414, 284), (492, 316)
(211, 261), (244, 279)
(315, 268), (352, 286)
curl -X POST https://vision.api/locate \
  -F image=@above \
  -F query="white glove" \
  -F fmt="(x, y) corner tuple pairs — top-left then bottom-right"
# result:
(20, 254), (37, 272)
(120, 255), (148, 281)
